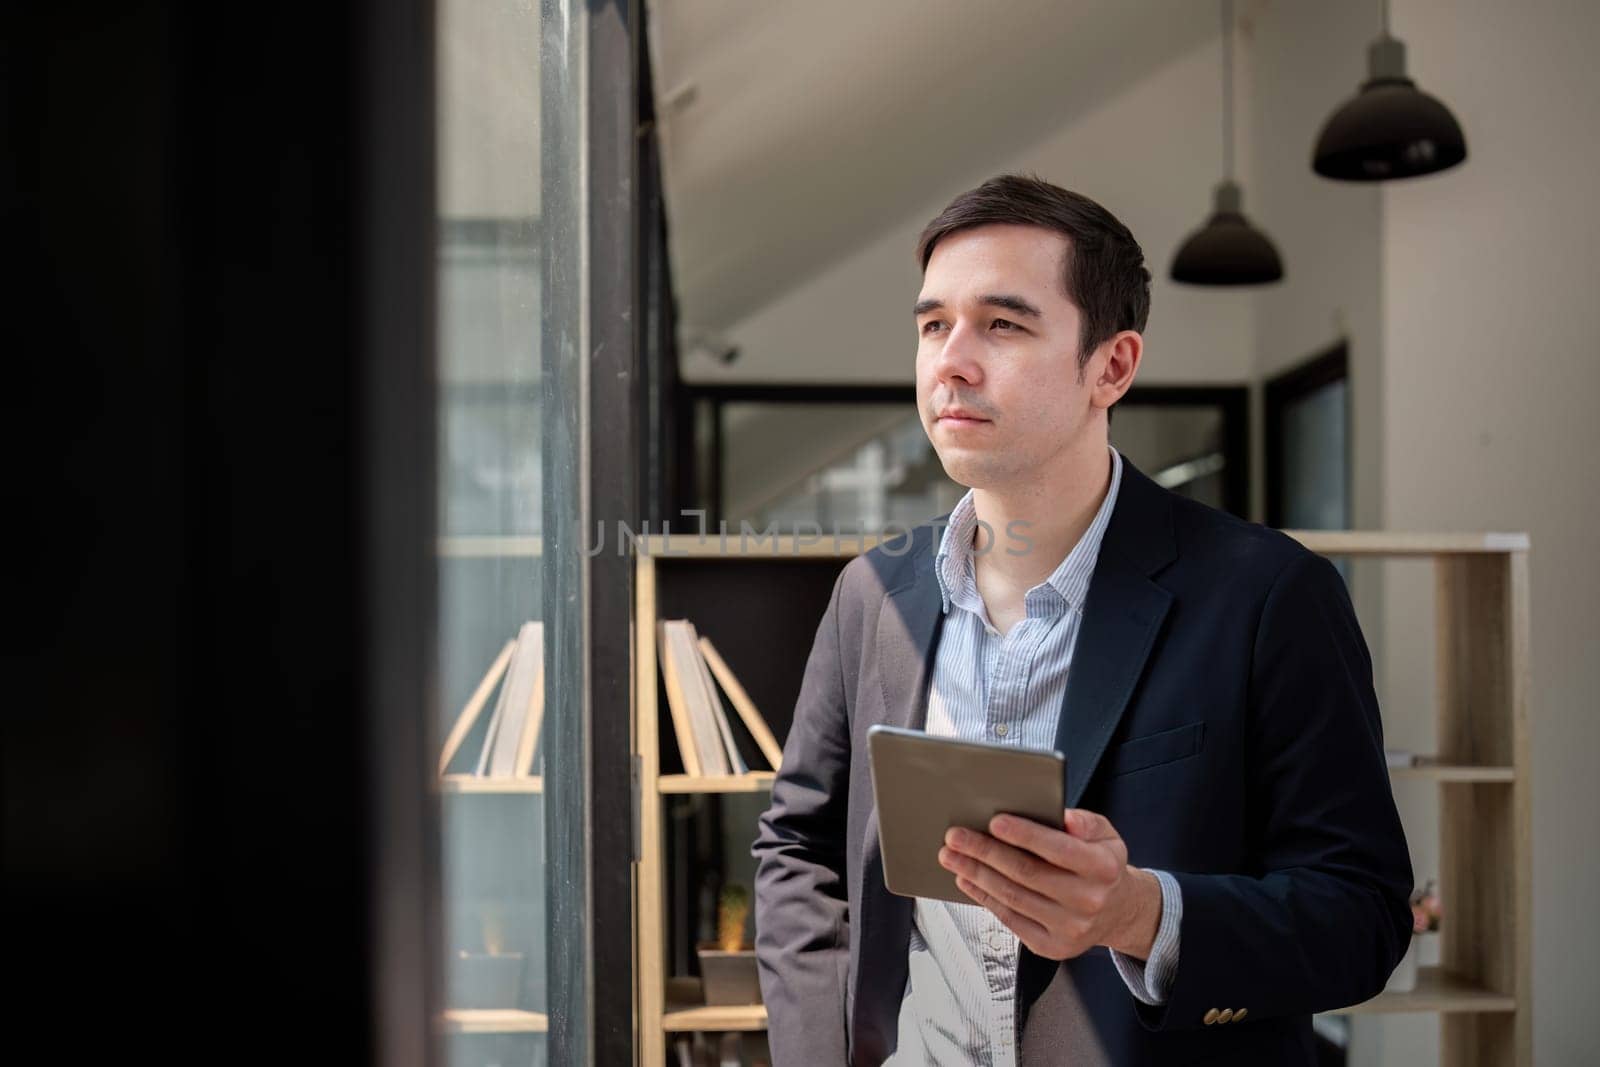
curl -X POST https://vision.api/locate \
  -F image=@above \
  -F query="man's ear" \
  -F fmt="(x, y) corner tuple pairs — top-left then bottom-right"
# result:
(1091, 331), (1142, 411)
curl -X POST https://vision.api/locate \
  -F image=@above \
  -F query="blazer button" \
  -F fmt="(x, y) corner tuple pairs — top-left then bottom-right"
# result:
(1203, 1008), (1220, 1025)
(1216, 1009), (1234, 1024)
(1233, 1008), (1248, 1023)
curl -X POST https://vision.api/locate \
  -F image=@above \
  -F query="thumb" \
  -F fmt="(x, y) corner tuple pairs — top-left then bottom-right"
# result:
(1063, 808), (1115, 842)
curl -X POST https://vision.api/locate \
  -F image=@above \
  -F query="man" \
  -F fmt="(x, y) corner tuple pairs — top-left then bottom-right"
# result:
(751, 175), (1412, 1065)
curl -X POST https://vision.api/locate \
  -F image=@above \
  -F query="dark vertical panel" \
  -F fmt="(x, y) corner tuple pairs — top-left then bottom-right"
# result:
(1219, 386), (1251, 520)
(589, 0), (641, 1063)
(638, 11), (677, 527)
(6, 2), (436, 1065)
(360, 1), (440, 1065)
(541, 0), (591, 1061)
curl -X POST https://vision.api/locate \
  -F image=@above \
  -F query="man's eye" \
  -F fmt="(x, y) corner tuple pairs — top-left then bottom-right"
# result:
(921, 321), (945, 335)
(991, 319), (1016, 331)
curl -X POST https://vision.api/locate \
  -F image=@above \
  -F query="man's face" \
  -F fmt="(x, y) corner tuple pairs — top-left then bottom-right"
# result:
(914, 223), (1097, 491)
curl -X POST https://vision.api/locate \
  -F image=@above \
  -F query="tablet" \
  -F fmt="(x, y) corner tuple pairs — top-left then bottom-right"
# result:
(866, 723), (1066, 904)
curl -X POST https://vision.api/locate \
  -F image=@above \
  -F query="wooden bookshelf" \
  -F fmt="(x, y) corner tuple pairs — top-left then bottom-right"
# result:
(634, 538), (862, 1067)
(632, 532), (1533, 1066)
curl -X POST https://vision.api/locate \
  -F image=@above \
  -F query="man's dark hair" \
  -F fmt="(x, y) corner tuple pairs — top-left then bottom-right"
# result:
(915, 174), (1151, 374)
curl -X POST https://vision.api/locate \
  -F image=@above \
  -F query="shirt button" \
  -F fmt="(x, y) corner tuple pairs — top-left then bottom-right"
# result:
(994, 723), (1008, 737)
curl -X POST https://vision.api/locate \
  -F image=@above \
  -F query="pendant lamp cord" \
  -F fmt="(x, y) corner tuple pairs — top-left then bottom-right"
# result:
(1221, 0), (1233, 182)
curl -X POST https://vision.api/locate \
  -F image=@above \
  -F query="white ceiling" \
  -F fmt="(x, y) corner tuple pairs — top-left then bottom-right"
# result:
(646, 0), (1219, 336)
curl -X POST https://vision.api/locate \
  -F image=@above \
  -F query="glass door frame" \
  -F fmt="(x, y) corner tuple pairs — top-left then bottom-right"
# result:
(538, 0), (644, 1063)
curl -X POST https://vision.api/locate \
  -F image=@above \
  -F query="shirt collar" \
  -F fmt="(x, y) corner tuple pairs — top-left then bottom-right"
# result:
(933, 446), (1124, 617)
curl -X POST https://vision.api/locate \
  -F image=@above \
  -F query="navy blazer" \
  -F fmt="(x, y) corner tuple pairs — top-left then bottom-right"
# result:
(751, 458), (1414, 1065)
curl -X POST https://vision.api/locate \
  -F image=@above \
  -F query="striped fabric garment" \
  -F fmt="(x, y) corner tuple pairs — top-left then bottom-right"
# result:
(883, 446), (1182, 1067)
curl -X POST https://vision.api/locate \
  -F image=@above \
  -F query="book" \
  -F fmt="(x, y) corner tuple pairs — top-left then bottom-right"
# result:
(672, 621), (730, 775)
(698, 636), (783, 772)
(513, 622), (545, 777)
(475, 636), (516, 776)
(669, 621), (730, 776)
(438, 639), (515, 776)
(487, 621), (544, 778)
(686, 623), (746, 775)
(658, 620), (705, 776)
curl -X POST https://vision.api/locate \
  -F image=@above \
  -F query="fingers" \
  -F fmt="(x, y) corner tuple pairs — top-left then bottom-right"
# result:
(940, 830), (1100, 922)
(944, 849), (1058, 929)
(984, 815), (1122, 883)
(953, 873), (1052, 948)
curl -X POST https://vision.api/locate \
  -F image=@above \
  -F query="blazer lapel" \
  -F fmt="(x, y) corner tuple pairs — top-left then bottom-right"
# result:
(1055, 559), (1173, 808)
(1019, 459), (1177, 1022)
(1055, 458), (1177, 807)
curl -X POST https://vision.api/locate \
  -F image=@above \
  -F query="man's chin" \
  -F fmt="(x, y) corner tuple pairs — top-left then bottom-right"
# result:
(936, 453), (1010, 491)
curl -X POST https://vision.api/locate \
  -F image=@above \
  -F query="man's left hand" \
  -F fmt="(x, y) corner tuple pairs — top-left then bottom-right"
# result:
(938, 808), (1162, 961)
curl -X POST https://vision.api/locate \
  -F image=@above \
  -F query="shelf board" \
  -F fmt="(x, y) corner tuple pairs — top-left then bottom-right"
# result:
(659, 772), (776, 794)
(437, 774), (543, 794)
(1389, 763), (1515, 783)
(437, 1009), (549, 1034)
(1283, 530), (1528, 556)
(437, 535), (542, 558)
(663, 1002), (768, 1032)
(1331, 968), (1515, 1015)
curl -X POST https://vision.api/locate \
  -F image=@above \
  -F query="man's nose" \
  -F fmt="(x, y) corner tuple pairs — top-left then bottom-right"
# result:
(932, 320), (984, 385)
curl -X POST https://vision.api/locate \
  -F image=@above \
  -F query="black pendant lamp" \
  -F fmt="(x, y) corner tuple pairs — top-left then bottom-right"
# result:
(1312, 0), (1466, 181)
(1170, 0), (1283, 287)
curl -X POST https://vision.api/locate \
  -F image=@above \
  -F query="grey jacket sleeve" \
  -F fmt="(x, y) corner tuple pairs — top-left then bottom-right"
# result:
(751, 568), (854, 1065)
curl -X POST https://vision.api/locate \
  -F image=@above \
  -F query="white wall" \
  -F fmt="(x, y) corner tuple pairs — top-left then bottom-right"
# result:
(1378, 2), (1600, 1063)
(1247, 3), (1390, 756)
(1247, 0), (1385, 530)
(687, 35), (1258, 389)
(1254, 2), (1600, 1060)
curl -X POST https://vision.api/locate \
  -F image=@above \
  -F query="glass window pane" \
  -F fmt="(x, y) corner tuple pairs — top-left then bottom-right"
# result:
(1111, 404), (1229, 510)
(716, 402), (963, 534)
(1280, 379), (1349, 530)
(435, 1), (584, 1063)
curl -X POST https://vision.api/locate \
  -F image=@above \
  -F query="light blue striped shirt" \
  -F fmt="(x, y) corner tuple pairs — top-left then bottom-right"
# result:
(885, 447), (1182, 1066)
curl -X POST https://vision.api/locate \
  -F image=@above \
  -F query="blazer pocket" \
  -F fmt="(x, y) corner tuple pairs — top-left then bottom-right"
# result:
(1106, 721), (1205, 777)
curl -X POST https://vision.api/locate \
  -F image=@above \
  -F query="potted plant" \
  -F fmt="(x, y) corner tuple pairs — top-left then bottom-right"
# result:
(1386, 878), (1442, 993)
(696, 883), (761, 1005)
